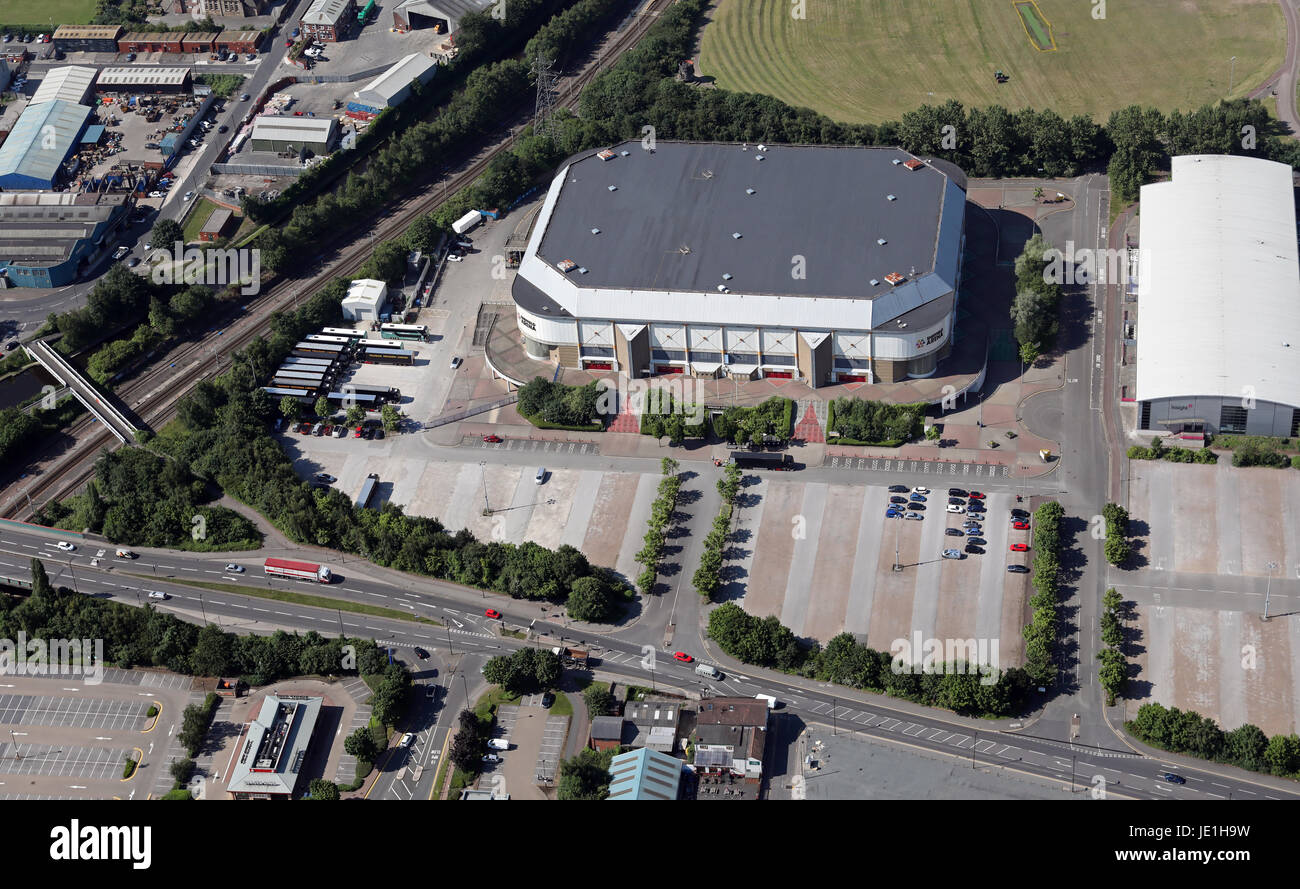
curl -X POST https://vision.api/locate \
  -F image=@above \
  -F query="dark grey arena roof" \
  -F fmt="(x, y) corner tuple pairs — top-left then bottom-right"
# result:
(535, 142), (959, 300)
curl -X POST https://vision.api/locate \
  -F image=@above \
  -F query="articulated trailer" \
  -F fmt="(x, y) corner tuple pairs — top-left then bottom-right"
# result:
(263, 557), (332, 583)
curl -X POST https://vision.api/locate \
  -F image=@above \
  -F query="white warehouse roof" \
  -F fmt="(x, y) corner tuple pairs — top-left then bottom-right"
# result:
(29, 66), (97, 107)
(96, 67), (190, 88)
(1136, 155), (1300, 409)
(250, 115), (338, 144)
(302, 0), (353, 24)
(354, 53), (437, 108)
(344, 278), (388, 307)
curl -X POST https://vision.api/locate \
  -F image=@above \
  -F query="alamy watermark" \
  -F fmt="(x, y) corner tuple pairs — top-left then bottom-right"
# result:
(890, 631), (1000, 686)
(595, 377), (707, 425)
(0, 633), (104, 685)
(151, 243), (261, 295)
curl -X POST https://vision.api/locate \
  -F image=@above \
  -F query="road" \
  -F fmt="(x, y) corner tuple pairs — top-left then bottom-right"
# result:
(3, 520), (1298, 800)
(1250, 0), (1300, 138)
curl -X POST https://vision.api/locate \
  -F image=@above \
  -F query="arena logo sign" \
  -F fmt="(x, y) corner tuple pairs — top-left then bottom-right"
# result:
(151, 243), (261, 295)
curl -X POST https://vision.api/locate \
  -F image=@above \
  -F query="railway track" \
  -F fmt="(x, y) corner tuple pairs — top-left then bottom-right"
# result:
(1, 0), (673, 522)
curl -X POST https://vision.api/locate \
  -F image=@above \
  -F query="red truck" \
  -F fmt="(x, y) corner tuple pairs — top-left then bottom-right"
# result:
(263, 557), (332, 583)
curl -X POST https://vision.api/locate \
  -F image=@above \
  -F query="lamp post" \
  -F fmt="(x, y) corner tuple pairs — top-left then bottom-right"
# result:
(1264, 561), (1278, 621)
(1229, 56), (1237, 96)
(479, 460), (490, 515)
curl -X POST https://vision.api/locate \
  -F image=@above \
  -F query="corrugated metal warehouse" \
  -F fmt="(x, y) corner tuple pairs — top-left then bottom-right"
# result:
(249, 115), (339, 154)
(1137, 154), (1300, 437)
(352, 53), (437, 112)
(0, 100), (93, 190)
(95, 67), (193, 93)
(0, 192), (128, 287)
(392, 0), (494, 34)
(52, 25), (125, 54)
(29, 66), (98, 107)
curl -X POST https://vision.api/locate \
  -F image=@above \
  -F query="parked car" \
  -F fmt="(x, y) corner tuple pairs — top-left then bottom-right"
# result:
(968, 491), (986, 500)
(297, 422), (312, 434)
(948, 488), (968, 497)
(908, 503), (925, 511)
(218, 124), (228, 133)
(889, 496), (908, 504)
(885, 509), (901, 519)
(965, 544), (984, 555)
(353, 426), (363, 438)
(1010, 543), (1029, 552)
(240, 93), (250, 101)
(413, 647), (429, 660)
(946, 504), (965, 514)
(375, 429), (384, 440)
(183, 191), (194, 201)
(904, 512), (923, 521)
(399, 733), (414, 748)
(362, 427), (374, 439)
(941, 549), (963, 560)
(948, 497), (966, 505)
(540, 692), (555, 708)
(321, 425), (333, 436)
(965, 527), (982, 536)
(673, 651), (693, 663)
(314, 473), (337, 484)
(1012, 520), (1030, 530)
(112, 246), (131, 260)
(944, 528), (964, 537)
(446, 253), (463, 262)
(126, 52), (136, 61)
(888, 485), (909, 493)
(968, 538), (986, 546)
(128, 257), (141, 268)
(332, 426), (346, 438)
(148, 191), (163, 198)
(450, 356), (462, 369)
(912, 487), (929, 495)
(909, 493), (926, 502)
(482, 434), (503, 443)
(1011, 508), (1030, 518)
(1007, 564), (1030, 574)
(484, 608), (502, 619)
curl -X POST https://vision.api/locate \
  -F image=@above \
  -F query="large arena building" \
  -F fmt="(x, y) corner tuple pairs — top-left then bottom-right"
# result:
(1136, 155), (1300, 437)
(510, 142), (967, 386)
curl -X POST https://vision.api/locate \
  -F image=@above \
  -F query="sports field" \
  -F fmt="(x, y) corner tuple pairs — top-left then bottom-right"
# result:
(3, 0), (97, 27)
(697, 0), (1284, 123)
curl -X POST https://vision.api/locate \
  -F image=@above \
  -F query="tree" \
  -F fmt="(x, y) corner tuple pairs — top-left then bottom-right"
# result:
(343, 725), (380, 763)
(582, 684), (615, 718)
(1104, 535), (1131, 567)
(345, 404), (365, 426)
(566, 575), (614, 623)
(380, 403), (402, 432)
(314, 396), (331, 420)
(280, 396), (301, 421)
(556, 747), (613, 800)
(151, 218), (183, 249)
(308, 778), (340, 800)
(169, 757), (195, 787)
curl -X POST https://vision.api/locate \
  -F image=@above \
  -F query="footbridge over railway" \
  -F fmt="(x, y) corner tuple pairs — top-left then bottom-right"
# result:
(25, 340), (140, 445)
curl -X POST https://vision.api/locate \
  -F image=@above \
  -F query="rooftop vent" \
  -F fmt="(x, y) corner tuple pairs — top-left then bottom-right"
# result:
(886, 194), (897, 201)
(877, 238), (887, 245)
(578, 267), (588, 274)
(755, 155), (765, 161)
(746, 188), (756, 195)
(620, 150), (630, 156)
(870, 279), (879, 286)
(892, 158), (902, 165)
(678, 244), (691, 255)
(884, 272), (905, 285)
(717, 285), (729, 292)
(903, 159), (924, 171)
(557, 259), (577, 273)
(597, 148), (615, 161)
(732, 232), (742, 239)
(897, 321), (908, 328)
(607, 185), (617, 191)
(591, 228), (600, 235)
(756, 144), (766, 152)
(722, 273), (733, 280)
(702, 169), (714, 179)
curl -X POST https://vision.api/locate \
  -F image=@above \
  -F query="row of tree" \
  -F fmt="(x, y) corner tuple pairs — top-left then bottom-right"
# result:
(826, 398), (925, 445)
(1022, 501), (1064, 689)
(693, 462), (741, 599)
(711, 397), (793, 446)
(6, 559), (393, 683)
(1097, 587), (1127, 706)
(1127, 703), (1300, 777)
(517, 376), (603, 429)
(1011, 233), (1062, 364)
(482, 648), (562, 696)
(1127, 438), (1218, 464)
(1102, 502), (1131, 567)
(634, 458), (681, 594)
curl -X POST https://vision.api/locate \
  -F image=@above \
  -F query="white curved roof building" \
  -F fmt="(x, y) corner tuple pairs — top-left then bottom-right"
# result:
(1136, 154), (1300, 436)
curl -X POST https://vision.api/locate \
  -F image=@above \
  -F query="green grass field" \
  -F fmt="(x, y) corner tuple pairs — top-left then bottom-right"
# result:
(698, 0), (1284, 123)
(2, 0), (97, 27)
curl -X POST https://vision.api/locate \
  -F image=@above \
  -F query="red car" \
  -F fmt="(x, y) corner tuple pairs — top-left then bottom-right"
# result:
(284, 38), (292, 46)
(321, 425), (333, 436)
(297, 422), (312, 434)
(482, 434), (503, 443)
(968, 491), (986, 500)
(353, 426), (363, 438)
(1012, 520), (1030, 530)
(484, 608), (501, 620)
(1009, 543), (1029, 552)
(672, 651), (693, 663)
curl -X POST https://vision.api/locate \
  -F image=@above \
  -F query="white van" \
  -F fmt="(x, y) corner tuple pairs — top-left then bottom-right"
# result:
(754, 694), (777, 710)
(534, 467), (546, 485)
(487, 738), (509, 751)
(695, 663), (721, 679)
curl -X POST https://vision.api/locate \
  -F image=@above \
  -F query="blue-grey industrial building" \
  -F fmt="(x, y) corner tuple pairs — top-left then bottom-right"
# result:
(0, 192), (128, 288)
(0, 99), (93, 190)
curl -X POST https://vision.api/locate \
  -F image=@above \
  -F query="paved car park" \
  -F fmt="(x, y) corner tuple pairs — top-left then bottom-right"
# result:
(732, 480), (1031, 663)
(1117, 460), (1300, 737)
(0, 694), (150, 731)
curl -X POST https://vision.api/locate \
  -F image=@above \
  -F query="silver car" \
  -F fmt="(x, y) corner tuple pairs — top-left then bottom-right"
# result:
(904, 512), (923, 521)
(941, 549), (963, 559)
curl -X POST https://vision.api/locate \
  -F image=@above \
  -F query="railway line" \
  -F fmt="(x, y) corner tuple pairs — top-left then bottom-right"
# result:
(1, 0), (672, 522)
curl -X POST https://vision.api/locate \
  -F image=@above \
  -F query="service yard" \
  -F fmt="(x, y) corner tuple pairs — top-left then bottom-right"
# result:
(1117, 459), (1300, 737)
(732, 480), (1031, 665)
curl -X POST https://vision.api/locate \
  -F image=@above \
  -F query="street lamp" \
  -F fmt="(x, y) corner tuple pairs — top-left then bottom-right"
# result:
(479, 461), (490, 514)
(1264, 561), (1278, 621)
(1228, 56), (1237, 96)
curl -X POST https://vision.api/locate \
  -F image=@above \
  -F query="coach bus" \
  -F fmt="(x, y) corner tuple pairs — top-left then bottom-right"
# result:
(380, 323), (427, 341)
(262, 386), (314, 399)
(355, 473), (379, 510)
(326, 391), (380, 406)
(305, 334), (353, 345)
(320, 327), (364, 340)
(281, 356), (335, 368)
(337, 384), (400, 402)
(293, 341), (348, 356)
(360, 347), (414, 366)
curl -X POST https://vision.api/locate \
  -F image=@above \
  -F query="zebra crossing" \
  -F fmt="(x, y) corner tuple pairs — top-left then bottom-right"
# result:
(825, 455), (1011, 477)
(474, 438), (599, 456)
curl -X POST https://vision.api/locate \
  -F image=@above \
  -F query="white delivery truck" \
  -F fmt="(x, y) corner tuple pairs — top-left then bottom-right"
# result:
(452, 210), (482, 235)
(695, 663), (721, 679)
(486, 738), (509, 751)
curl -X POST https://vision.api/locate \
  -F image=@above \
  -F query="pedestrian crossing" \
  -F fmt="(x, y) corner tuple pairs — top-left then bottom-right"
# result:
(826, 455), (1011, 477)
(473, 438), (599, 456)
